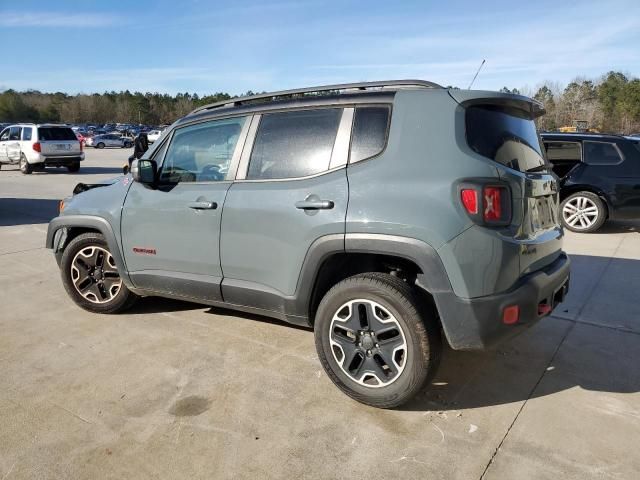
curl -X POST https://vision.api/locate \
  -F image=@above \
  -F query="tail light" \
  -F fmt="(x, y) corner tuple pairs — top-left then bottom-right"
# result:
(459, 182), (511, 226)
(33, 142), (41, 153)
(79, 140), (83, 152)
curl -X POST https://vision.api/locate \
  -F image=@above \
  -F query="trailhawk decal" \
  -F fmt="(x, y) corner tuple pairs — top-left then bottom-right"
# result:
(132, 247), (157, 255)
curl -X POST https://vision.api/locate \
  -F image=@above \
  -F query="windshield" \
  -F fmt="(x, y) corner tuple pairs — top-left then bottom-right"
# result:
(466, 105), (547, 172)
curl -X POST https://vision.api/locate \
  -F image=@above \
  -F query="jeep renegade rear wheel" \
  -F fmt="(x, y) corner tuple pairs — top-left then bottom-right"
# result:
(314, 273), (441, 408)
(60, 232), (138, 313)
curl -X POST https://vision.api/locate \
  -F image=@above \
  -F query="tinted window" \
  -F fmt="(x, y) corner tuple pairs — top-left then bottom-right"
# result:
(466, 105), (546, 172)
(9, 127), (21, 141)
(544, 142), (581, 162)
(38, 127), (77, 141)
(247, 108), (342, 180)
(350, 106), (390, 163)
(583, 141), (622, 165)
(22, 127), (33, 141)
(160, 116), (246, 183)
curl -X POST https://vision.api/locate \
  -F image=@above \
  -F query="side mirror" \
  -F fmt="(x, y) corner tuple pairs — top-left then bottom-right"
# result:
(130, 159), (157, 185)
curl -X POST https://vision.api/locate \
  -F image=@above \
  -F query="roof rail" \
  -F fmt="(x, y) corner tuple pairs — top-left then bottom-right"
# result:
(189, 79), (443, 115)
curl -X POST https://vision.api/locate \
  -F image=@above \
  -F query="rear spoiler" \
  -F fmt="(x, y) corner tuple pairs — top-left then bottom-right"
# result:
(448, 89), (546, 119)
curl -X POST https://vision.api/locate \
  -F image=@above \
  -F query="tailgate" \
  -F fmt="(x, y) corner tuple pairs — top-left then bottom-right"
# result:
(40, 140), (82, 156)
(37, 127), (82, 156)
(501, 170), (563, 275)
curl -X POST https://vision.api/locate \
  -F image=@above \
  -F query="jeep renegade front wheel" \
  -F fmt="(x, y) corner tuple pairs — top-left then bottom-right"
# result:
(60, 232), (138, 313)
(314, 273), (441, 408)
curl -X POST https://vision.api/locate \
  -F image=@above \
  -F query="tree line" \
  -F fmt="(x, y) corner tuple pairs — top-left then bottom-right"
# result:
(1, 71), (639, 133)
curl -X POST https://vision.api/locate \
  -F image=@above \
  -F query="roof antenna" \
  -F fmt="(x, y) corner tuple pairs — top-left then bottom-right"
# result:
(467, 59), (486, 89)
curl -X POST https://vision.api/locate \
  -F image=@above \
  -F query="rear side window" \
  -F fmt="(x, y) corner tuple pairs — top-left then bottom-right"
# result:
(22, 127), (33, 141)
(247, 108), (342, 180)
(38, 127), (77, 141)
(583, 141), (623, 165)
(9, 127), (21, 140)
(466, 105), (546, 172)
(349, 106), (391, 163)
(544, 142), (581, 162)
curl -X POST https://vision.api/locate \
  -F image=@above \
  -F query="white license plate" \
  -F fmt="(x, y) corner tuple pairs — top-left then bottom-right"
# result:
(55, 144), (71, 150)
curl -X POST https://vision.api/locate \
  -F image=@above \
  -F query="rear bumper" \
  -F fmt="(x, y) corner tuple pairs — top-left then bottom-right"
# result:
(435, 252), (570, 350)
(29, 153), (85, 165)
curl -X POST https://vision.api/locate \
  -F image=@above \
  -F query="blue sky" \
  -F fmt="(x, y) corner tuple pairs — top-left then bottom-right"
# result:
(1, 0), (639, 95)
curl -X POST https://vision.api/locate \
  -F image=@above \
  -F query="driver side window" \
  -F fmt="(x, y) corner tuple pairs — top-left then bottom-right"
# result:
(159, 116), (247, 183)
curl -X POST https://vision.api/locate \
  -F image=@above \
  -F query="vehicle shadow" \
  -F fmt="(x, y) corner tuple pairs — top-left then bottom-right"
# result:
(126, 296), (204, 315)
(592, 219), (640, 234)
(0, 198), (60, 226)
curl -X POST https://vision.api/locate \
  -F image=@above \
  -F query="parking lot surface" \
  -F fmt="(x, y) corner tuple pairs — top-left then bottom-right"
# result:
(1, 149), (639, 479)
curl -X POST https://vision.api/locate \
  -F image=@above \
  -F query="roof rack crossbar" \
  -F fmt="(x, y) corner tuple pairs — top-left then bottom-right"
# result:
(189, 79), (443, 115)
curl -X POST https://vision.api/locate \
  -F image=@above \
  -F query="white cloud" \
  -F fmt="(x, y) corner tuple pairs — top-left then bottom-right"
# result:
(0, 12), (124, 28)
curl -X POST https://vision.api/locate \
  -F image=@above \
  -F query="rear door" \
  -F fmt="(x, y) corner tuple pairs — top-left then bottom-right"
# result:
(37, 127), (81, 156)
(6, 127), (22, 162)
(121, 115), (250, 302)
(220, 108), (351, 314)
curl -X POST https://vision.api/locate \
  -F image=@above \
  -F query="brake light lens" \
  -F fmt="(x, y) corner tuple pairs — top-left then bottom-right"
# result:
(459, 182), (511, 226)
(483, 187), (503, 222)
(79, 140), (83, 152)
(33, 142), (41, 153)
(460, 189), (478, 214)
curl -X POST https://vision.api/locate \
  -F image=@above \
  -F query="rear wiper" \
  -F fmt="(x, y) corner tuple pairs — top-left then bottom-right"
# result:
(526, 164), (550, 173)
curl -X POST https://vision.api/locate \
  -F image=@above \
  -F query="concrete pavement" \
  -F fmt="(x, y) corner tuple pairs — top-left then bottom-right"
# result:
(0, 149), (638, 479)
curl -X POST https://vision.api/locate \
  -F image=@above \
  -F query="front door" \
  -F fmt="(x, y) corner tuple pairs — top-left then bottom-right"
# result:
(121, 115), (250, 302)
(220, 108), (351, 315)
(0, 128), (9, 163)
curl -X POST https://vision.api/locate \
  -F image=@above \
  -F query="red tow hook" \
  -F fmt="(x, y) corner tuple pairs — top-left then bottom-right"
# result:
(538, 303), (553, 316)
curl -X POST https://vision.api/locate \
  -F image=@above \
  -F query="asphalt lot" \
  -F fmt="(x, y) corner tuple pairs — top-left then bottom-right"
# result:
(1, 148), (639, 479)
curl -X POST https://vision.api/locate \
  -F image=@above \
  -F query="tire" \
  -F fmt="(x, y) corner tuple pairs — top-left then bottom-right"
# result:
(19, 154), (33, 174)
(314, 273), (441, 408)
(560, 191), (606, 233)
(96, 142), (105, 149)
(60, 232), (138, 314)
(67, 162), (80, 173)
(124, 141), (132, 148)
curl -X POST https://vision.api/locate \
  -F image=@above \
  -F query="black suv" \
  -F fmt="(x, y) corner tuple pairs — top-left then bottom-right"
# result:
(541, 133), (640, 232)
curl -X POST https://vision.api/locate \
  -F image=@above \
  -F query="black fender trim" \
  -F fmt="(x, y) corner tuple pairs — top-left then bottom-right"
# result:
(46, 215), (133, 287)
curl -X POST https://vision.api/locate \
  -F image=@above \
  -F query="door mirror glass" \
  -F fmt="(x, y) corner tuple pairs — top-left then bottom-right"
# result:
(131, 159), (157, 184)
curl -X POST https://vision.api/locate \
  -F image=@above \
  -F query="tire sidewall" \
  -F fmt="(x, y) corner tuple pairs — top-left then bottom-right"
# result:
(60, 233), (133, 313)
(315, 278), (430, 405)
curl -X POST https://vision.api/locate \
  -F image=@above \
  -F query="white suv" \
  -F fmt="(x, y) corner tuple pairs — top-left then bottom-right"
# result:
(0, 124), (85, 174)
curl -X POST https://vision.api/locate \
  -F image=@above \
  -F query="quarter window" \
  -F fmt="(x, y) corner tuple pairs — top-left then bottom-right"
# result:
(247, 108), (342, 180)
(160, 116), (247, 183)
(22, 127), (33, 141)
(0, 129), (9, 141)
(583, 141), (623, 165)
(350, 106), (391, 163)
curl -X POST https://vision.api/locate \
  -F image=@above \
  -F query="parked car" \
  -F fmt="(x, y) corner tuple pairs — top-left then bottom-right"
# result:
(0, 124), (84, 173)
(541, 133), (640, 232)
(47, 80), (570, 408)
(147, 129), (163, 143)
(85, 134), (133, 149)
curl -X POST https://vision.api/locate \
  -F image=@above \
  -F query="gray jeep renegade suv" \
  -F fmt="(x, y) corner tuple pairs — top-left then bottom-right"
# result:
(47, 80), (570, 408)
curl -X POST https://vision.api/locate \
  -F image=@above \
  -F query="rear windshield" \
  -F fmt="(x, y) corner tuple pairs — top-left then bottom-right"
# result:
(38, 127), (77, 141)
(466, 105), (547, 172)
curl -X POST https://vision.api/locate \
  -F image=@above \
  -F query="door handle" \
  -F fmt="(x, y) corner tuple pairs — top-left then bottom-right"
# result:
(295, 199), (334, 210)
(187, 201), (217, 210)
